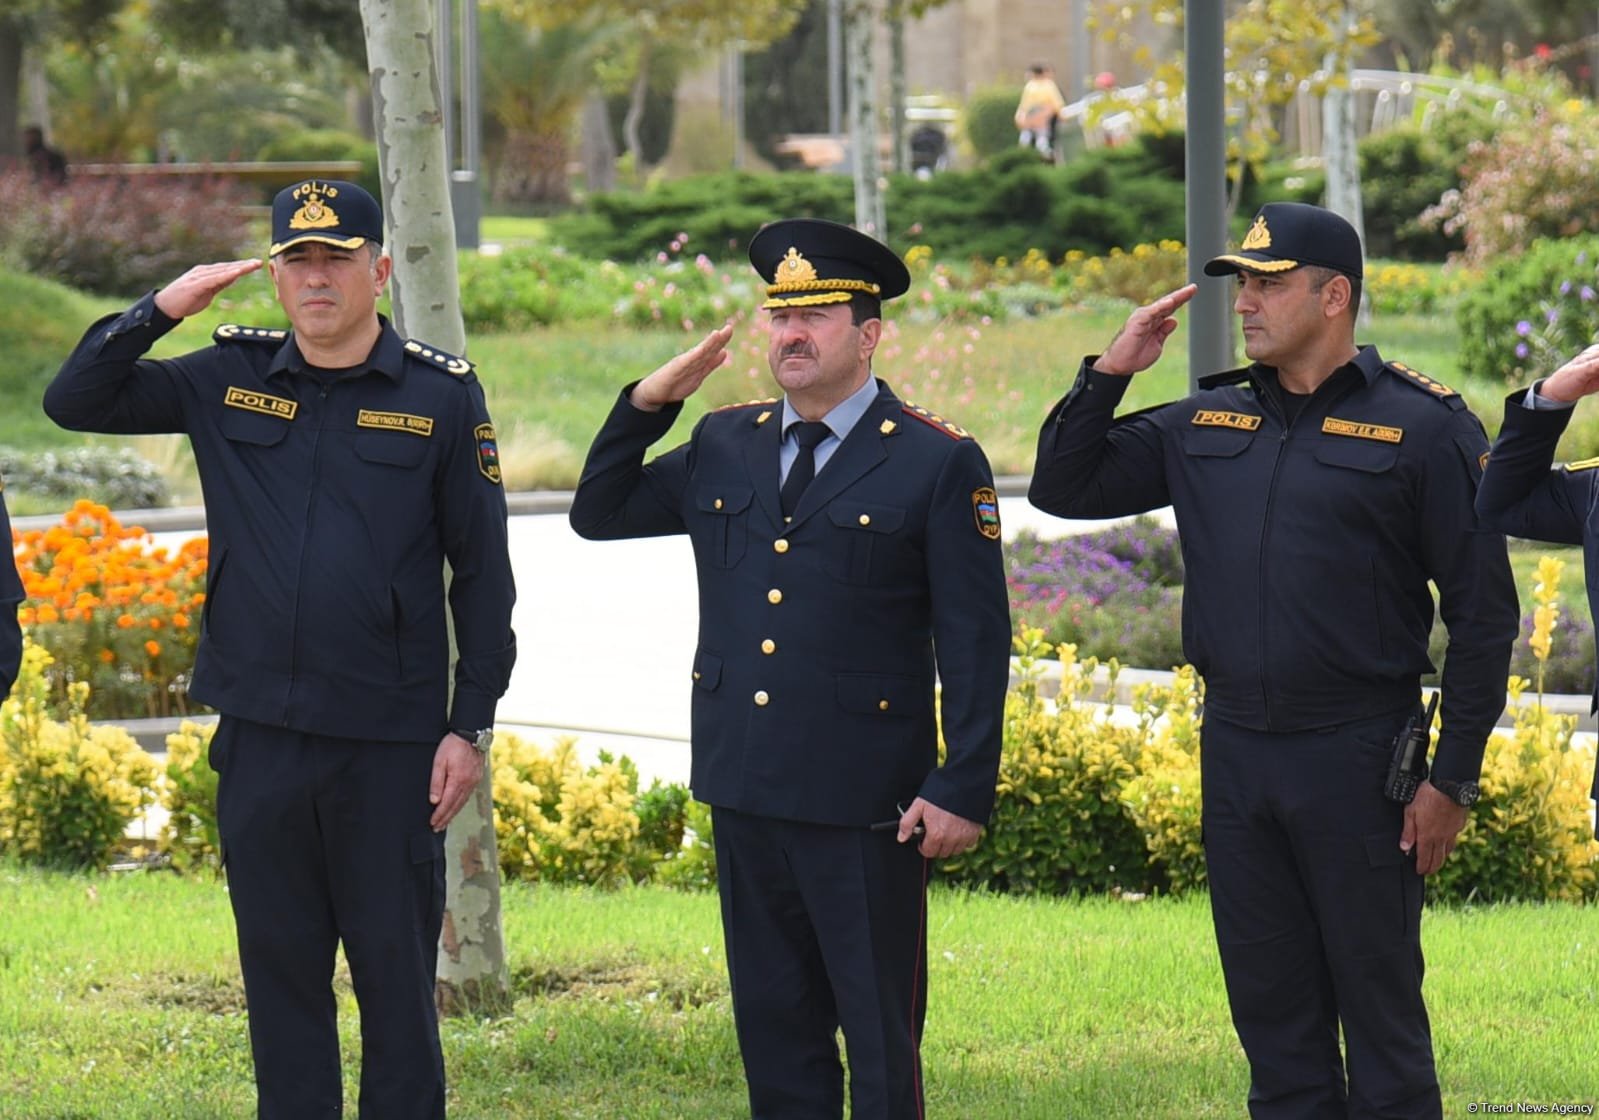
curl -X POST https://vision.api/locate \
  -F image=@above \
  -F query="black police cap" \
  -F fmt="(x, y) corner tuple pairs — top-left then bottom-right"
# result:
(1204, 202), (1363, 281)
(269, 179), (383, 257)
(748, 218), (911, 311)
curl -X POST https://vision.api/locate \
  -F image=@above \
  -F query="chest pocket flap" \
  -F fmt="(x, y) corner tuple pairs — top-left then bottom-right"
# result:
(695, 486), (754, 516)
(355, 431), (429, 468)
(827, 502), (906, 534)
(218, 408), (291, 447)
(1315, 439), (1399, 474)
(1180, 427), (1254, 458)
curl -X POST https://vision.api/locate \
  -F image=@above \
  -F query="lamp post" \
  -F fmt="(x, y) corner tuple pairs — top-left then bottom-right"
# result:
(436, 0), (482, 249)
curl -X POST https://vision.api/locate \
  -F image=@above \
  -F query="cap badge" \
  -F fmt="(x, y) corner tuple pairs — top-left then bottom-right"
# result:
(779, 247), (818, 284)
(1241, 215), (1272, 251)
(290, 183), (341, 231)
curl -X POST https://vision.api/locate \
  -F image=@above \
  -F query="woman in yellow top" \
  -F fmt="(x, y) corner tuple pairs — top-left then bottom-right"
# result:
(1014, 63), (1067, 160)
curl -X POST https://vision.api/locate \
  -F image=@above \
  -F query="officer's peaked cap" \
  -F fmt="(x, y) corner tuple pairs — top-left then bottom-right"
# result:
(1204, 202), (1363, 281)
(749, 218), (911, 311)
(270, 179), (383, 257)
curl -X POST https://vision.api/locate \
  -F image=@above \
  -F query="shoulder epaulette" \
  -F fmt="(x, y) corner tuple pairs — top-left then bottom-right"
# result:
(1385, 361), (1464, 408)
(902, 402), (971, 440)
(1564, 456), (1599, 473)
(711, 398), (779, 423)
(1197, 366), (1251, 390)
(213, 324), (288, 345)
(403, 339), (474, 377)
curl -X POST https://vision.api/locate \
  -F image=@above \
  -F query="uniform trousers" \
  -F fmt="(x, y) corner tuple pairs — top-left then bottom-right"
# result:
(712, 807), (930, 1120)
(1201, 711), (1440, 1120)
(211, 716), (447, 1120)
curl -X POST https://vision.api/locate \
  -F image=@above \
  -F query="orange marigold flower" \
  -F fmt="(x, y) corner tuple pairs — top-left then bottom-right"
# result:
(145, 640), (161, 658)
(117, 614), (137, 629)
(36, 606), (59, 624)
(148, 618), (164, 630)
(98, 648), (116, 663)
(173, 613), (191, 629)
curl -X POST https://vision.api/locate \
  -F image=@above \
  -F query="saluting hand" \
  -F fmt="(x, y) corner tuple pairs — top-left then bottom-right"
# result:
(428, 732), (485, 831)
(153, 259), (265, 321)
(1400, 782), (1469, 876)
(629, 323), (734, 412)
(1092, 283), (1199, 378)
(1539, 342), (1599, 404)
(898, 797), (983, 860)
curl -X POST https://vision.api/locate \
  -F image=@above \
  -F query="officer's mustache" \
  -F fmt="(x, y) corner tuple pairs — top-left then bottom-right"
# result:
(779, 344), (817, 360)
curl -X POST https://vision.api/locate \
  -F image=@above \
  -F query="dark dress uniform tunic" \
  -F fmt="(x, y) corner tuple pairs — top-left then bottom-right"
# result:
(44, 294), (516, 1120)
(1029, 346), (1518, 1120)
(571, 378), (1011, 1118)
(0, 487), (22, 694)
(1476, 389), (1599, 831)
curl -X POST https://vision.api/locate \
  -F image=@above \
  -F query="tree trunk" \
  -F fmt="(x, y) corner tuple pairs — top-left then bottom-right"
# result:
(1321, 34), (1368, 325)
(888, 8), (906, 176)
(845, 0), (885, 237)
(492, 128), (572, 207)
(624, 38), (652, 180)
(359, 0), (512, 1018)
(580, 92), (617, 195)
(0, 18), (24, 160)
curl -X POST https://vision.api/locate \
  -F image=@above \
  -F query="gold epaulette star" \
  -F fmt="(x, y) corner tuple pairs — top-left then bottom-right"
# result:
(404, 339), (474, 376)
(901, 402), (971, 439)
(1386, 361), (1459, 400)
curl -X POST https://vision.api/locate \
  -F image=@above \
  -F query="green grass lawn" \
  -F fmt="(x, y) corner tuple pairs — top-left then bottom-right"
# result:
(1, 866), (1595, 1118)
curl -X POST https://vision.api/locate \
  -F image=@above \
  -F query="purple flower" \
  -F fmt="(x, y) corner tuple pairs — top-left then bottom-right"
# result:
(1516, 320), (1533, 337)
(1547, 307), (1560, 324)
(1583, 286), (1596, 302)
(1516, 342), (1530, 359)
(1562, 281), (1573, 295)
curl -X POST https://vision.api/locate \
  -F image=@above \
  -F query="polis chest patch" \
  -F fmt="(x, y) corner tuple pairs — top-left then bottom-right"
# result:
(224, 386), (297, 420)
(1322, 417), (1404, 444)
(357, 409), (434, 437)
(1191, 410), (1261, 431)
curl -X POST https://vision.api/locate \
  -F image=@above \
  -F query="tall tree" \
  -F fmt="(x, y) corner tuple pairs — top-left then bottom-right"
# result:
(490, 0), (806, 172)
(845, 0), (884, 235)
(359, 0), (511, 1017)
(0, 0), (123, 158)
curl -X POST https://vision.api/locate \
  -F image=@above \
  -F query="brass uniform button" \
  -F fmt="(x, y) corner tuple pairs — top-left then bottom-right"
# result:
(878, 699), (890, 711)
(761, 639), (776, 654)
(768, 588), (783, 604)
(774, 539), (789, 554)
(859, 514), (871, 526)
(754, 690), (770, 706)
(714, 498), (724, 510)
(693, 671), (701, 680)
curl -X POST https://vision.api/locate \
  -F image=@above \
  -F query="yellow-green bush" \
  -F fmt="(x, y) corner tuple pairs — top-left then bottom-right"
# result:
(1120, 665), (1205, 893)
(0, 639), (156, 868)
(159, 720), (219, 874)
(492, 733), (642, 886)
(940, 631), (1155, 894)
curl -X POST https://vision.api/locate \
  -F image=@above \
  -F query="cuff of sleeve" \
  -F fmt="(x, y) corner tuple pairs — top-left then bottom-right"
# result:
(1503, 388), (1575, 434)
(1429, 735), (1487, 785)
(1527, 381), (1577, 411)
(448, 690), (498, 734)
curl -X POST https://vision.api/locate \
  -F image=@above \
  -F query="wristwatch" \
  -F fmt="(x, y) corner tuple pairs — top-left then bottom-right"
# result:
(450, 727), (494, 755)
(1429, 777), (1480, 807)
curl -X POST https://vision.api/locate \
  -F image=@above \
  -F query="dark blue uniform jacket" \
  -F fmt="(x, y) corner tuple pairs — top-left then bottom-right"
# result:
(1030, 346), (1517, 782)
(43, 292), (517, 742)
(569, 380), (1011, 827)
(1476, 390), (1599, 809)
(0, 491), (22, 694)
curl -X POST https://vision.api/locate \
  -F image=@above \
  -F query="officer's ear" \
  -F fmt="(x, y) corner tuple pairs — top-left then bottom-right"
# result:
(369, 248), (392, 292)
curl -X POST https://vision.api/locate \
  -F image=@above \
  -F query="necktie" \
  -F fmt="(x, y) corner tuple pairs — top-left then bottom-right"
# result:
(780, 421), (832, 518)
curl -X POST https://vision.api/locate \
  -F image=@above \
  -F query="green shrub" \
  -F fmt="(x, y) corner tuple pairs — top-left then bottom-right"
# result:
(1454, 234), (1599, 385)
(0, 640), (156, 869)
(963, 85), (1024, 160)
(492, 733), (641, 886)
(0, 445), (170, 510)
(255, 128), (382, 202)
(1429, 678), (1599, 903)
(1119, 666), (1205, 893)
(652, 798), (718, 891)
(938, 633), (1157, 895)
(159, 719), (219, 874)
(0, 171), (253, 298)
(1356, 110), (1494, 262)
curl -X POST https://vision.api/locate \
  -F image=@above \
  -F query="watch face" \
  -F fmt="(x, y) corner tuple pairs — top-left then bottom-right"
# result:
(1456, 783), (1480, 806)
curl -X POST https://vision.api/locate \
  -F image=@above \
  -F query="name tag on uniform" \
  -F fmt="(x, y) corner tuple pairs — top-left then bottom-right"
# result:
(1322, 417), (1403, 444)
(224, 386), (297, 420)
(1191, 410), (1261, 431)
(357, 409), (434, 437)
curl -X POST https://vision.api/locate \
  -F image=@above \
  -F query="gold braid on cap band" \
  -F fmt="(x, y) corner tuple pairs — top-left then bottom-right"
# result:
(765, 277), (883, 296)
(763, 291), (857, 308)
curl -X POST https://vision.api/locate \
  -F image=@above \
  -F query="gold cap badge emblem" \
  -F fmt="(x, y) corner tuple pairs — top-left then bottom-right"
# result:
(289, 183), (341, 231)
(1241, 215), (1272, 251)
(780, 247), (818, 284)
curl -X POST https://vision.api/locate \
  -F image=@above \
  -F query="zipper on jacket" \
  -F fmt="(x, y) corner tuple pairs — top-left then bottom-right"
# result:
(282, 379), (333, 724)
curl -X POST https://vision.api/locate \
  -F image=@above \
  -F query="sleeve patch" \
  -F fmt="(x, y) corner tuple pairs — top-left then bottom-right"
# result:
(972, 487), (1001, 539)
(475, 423), (502, 484)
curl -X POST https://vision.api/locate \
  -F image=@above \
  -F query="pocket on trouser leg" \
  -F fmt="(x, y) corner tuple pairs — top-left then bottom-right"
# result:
(409, 829), (446, 939)
(1363, 832), (1422, 940)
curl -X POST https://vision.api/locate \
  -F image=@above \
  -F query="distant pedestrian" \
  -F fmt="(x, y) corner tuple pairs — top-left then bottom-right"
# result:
(1014, 63), (1066, 161)
(22, 125), (66, 186)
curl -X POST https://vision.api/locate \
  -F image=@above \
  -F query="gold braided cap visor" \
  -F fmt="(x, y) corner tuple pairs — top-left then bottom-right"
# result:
(761, 276), (881, 310)
(269, 233), (371, 257)
(1205, 254), (1300, 274)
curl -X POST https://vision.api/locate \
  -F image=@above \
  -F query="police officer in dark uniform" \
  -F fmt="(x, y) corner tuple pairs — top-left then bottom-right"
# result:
(44, 180), (516, 1119)
(1477, 342), (1599, 836)
(570, 218), (1011, 1119)
(0, 484), (22, 694)
(1028, 202), (1518, 1119)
